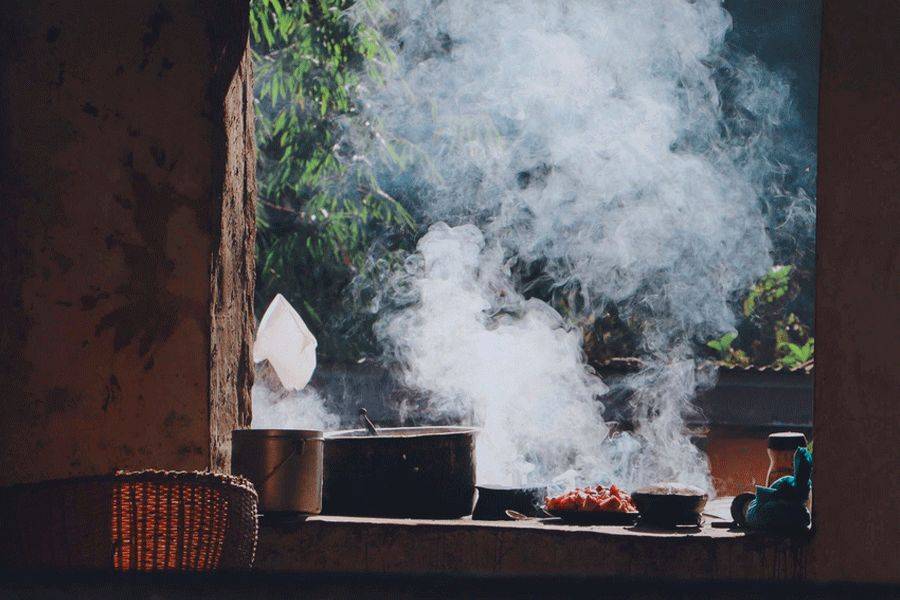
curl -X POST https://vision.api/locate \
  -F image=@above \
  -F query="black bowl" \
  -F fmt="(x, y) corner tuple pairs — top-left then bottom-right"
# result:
(631, 483), (708, 528)
(472, 484), (548, 520)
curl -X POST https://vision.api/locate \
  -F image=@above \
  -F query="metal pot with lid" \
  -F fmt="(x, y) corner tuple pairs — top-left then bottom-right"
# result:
(323, 426), (477, 518)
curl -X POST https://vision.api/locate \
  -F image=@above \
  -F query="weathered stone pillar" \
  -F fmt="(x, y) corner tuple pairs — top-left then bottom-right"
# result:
(0, 0), (255, 483)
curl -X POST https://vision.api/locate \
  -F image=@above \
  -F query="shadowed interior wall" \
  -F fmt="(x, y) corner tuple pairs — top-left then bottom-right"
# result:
(0, 0), (255, 484)
(810, 0), (900, 584)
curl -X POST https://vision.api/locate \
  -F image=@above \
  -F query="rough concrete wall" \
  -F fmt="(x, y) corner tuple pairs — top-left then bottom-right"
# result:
(810, 0), (900, 584)
(0, 1), (254, 484)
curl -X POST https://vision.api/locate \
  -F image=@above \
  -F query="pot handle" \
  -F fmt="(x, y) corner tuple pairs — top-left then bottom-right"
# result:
(259, 438), (305, 485)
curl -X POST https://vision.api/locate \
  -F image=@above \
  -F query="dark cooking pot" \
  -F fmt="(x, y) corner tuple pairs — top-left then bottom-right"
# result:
(323, 426), (477, 518)
(472, 484), (548, 520)
(631, 483), (708, 528)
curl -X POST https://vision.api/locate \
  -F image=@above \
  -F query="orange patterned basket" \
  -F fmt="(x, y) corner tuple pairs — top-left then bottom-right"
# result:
(0, 470), (258, 572)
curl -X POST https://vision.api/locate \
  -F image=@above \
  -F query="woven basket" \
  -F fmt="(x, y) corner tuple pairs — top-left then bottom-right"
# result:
(0, 470), (258, 572)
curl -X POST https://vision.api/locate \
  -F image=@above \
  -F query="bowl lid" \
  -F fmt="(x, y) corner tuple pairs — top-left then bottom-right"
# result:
(633, 482), (708, 497)
(767, 431), (807, 450)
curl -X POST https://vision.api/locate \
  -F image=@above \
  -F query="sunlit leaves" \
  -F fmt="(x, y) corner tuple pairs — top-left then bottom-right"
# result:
(251, 0), (412, 359)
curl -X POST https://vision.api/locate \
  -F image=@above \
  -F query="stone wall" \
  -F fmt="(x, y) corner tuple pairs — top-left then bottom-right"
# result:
(0, 0), (254, 484)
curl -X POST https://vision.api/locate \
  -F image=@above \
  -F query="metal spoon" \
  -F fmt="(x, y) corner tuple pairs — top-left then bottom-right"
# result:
(505, 510), (534, 521)
(358, 407), (379, 436)
(504, 509), (553, 521)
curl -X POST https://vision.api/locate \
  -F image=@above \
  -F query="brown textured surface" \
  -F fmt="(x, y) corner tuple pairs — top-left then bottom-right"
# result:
(0, 1), (254, 484)
(257, 516), (810, 581)
(207, 7), (256, 474)
(809, 0), (900, 584)
(706, 432), (770, 496)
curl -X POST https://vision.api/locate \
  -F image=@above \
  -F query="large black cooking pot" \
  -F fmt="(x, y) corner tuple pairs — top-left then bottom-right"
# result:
(323, 426), (477, 518)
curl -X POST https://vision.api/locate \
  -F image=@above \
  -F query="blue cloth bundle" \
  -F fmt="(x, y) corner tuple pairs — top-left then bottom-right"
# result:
(745, 447), (812, 531)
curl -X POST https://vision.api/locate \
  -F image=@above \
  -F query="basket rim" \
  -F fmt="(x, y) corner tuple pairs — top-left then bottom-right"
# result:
(115, 469), (258, 498)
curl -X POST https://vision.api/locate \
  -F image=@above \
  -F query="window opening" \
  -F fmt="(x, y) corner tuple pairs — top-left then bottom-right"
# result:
(248, 0), (820, 509)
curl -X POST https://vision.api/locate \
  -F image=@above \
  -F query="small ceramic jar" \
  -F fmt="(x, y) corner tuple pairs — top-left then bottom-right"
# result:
(766, 431), (808, 486)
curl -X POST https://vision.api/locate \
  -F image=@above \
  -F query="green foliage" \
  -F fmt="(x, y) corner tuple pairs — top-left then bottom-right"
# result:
(707, 265), (814, 368)
(743, 265), (792, 317)
(777, 338), (814, 368)
(706, 331), (750, 366)
(251, 0), (413, 359)
(707, 331), (738, 355)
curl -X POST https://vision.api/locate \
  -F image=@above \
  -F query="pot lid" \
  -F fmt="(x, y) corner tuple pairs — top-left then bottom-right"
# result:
(232, 428), (323, 440)
(326, 425), (477, 439)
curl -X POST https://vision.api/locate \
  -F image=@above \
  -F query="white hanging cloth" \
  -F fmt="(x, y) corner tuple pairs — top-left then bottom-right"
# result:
(253, 294), (317, 391)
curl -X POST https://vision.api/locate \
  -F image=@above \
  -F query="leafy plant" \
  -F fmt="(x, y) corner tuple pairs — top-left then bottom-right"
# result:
(705, 264), (813, 368)
(707, 331), (738, 356)
(777, 338), (814, 368)
(743, 265), (792, 317)
(706, 331), (750, 366)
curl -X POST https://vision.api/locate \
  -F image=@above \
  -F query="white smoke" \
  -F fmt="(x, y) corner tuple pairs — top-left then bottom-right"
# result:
(251, 384), (341, 431)
(376, 223), (611, 486)
(350, 0), (813, 491)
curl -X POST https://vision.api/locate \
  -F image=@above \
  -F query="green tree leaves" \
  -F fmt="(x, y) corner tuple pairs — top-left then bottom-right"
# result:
(251, 0), (412, 360)
(743, 265), (792, 317)
(707, 265), (813, 368)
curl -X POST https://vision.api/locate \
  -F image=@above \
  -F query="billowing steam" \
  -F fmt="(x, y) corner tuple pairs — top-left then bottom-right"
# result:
(347, 0), (814, 491)
(251, 384), (341, 431)
(375, 223), (611, 486)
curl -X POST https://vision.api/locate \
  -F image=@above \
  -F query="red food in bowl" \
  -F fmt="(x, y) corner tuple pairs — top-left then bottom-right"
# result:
(545, 484), (638, 513)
